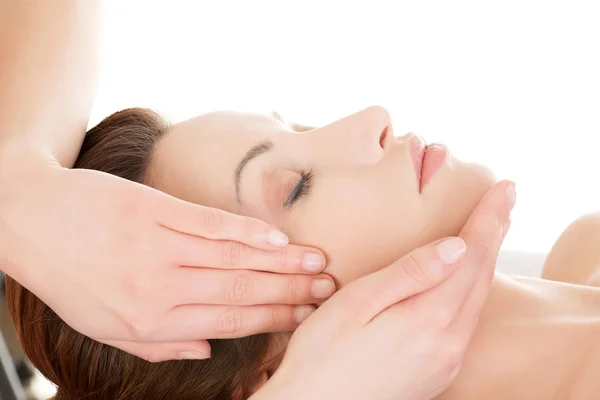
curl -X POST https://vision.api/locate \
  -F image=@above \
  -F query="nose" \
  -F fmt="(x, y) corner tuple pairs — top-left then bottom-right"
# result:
(311, 106), (393, 165)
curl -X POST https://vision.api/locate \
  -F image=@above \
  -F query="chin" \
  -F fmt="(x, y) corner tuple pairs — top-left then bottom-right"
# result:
(430, 161), (496, 238)
(465, 162), (497, 193)
(454, 163), (496, 227)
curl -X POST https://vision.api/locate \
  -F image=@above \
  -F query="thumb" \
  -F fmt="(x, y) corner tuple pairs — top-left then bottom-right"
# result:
(99, 339), (212, 363)
(334, 237), (467, 325)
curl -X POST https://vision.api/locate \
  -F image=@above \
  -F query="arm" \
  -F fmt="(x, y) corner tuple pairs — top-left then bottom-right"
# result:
(0, 0), (333, 362)
(0, 0), (101, 167)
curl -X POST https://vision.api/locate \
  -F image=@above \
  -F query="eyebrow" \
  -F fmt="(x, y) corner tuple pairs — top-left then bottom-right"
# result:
(235, 139), (274, 203)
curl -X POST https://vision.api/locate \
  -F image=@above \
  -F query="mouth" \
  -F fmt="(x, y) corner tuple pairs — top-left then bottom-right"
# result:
(409, 135), (448, 193)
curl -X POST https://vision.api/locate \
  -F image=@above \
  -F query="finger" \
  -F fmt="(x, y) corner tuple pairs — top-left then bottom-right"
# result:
(171, 268), (336, 305)
(153, 304), (316, 341)
(415, 180), (514, 323)
(371, 182), (514, 352)
(168, 230), (326, 274)
(156, 193), (290, 250)
(99, 339), (212, 362)
(318, 236), (466, 328)
(449, 221), (513, 340)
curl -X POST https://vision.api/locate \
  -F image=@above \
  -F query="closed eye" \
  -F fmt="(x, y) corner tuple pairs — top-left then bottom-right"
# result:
(284, 170), (313, 207)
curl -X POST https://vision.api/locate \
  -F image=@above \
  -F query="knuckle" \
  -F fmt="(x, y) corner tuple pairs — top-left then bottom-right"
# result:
(472, 236), (494, 263)
(216, 308), (244, 336)
(126, 317), (158, 342)
(346, 292), (369, 317)
(464, 211), (499, 238)
(441, 339), (464, 370)
(145, 352), (163, 363)
(279, 247), (293, 269)
(202, 209), (223, 234)
(225, 273), (253, 304)
(480, 236), (494, 252)
(431, 308), (454, 329)
(284, 277), (300, 304)
(265, 307), (280, 331)
(221, 241), (244, 267)
(115, 194), (143, 220)
(121, 279), (140, 299)
(241, 216), (255, 237)
(333, 286), (368, 317)
(122, 274), (151, 300)
(400, 253), (427, 285)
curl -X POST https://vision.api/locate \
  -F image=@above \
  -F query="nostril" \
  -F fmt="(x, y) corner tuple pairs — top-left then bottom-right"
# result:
(379, 127), (389, 149)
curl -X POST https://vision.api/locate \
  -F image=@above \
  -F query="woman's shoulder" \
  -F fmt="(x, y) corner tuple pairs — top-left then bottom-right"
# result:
(542, 212), (600, 286)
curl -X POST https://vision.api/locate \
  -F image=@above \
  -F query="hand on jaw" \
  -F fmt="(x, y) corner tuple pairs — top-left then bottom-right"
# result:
(253, 180), (515, 400)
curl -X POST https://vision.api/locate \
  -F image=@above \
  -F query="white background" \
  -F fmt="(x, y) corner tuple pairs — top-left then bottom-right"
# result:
(94, 0), (600, 253)
(29, 1), (600, 396)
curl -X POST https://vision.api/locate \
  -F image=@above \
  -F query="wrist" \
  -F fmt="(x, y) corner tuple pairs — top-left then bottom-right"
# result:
(0, 140), (63, 277)
(0, 139), (62, 183)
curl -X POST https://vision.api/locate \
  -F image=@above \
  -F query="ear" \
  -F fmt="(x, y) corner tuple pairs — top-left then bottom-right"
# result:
(235, 355), (283, 399)
(245, 334), (288, 398)
(247, 371), (269, 397)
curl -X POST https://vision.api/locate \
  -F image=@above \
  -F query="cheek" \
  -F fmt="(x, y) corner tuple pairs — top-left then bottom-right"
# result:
(425, 162), (496, 236)
(282, 160), (494, 288)
(284, 172), (429, 287)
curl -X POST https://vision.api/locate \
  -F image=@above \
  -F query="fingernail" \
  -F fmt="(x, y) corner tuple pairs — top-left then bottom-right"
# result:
(311, 279), (336, 299)
(302, 253), (325, 272)
(435, 237), (467, 264)
(267, 229), (289, 247)
(179, 351), (210, 360)
(503, 219), (512, 238)
(506, 182), (516, 211)
(293, 305), (315, 324)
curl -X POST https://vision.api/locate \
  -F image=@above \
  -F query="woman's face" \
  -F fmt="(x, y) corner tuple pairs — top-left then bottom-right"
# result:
(148, 106), (495, 286)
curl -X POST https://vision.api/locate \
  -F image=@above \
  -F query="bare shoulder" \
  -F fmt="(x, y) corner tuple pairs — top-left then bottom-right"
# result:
(542, 213), (600, 286)
(436, 273), (600, 400)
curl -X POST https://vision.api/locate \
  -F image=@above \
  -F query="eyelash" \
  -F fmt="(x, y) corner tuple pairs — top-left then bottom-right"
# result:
(284, 169), (314, 208)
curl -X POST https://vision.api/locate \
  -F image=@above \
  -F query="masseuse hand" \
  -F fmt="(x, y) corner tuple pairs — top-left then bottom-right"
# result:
(1, 163), (332, 361)
(254, 180), (515, 400)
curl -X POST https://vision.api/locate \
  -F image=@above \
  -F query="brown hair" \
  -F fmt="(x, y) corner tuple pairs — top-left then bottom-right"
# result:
(4, 108), (274, 400)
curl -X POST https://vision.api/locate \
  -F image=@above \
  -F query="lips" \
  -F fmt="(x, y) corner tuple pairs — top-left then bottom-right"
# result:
(409, 136), (448, 193)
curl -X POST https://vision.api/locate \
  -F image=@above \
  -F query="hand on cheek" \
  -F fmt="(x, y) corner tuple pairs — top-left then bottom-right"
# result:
(252, 180), (515, 400)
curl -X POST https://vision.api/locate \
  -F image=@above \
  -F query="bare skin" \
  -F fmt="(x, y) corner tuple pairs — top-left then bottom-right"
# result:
(542, 213), (600, 287)
(438, 214), (600, 399)
(147, 108), (600, 398)
(0, 1), (336, 362)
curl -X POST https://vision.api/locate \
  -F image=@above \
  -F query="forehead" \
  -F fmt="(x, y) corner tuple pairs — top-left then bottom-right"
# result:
(176, 111), (280, 140)
(148, 111), (280, 212)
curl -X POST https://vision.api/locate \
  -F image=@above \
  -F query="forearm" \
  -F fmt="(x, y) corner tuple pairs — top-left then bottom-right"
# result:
(0, 0), (102, 168)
